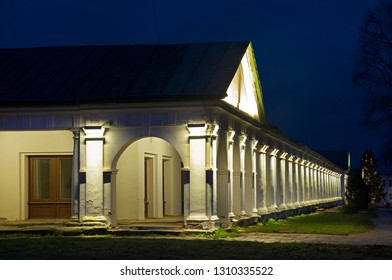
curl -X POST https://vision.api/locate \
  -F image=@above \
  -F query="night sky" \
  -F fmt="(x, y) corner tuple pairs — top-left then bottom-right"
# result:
(0, 0), (382, 167)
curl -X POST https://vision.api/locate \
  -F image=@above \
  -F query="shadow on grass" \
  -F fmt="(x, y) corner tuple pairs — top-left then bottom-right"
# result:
(0, 235), (391, 260)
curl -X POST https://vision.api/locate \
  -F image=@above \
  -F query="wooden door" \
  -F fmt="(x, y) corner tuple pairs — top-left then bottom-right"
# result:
(28, 156), (72, 219)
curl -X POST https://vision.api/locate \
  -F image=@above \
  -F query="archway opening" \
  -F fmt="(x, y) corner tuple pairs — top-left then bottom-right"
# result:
(114, 137), (183, 224)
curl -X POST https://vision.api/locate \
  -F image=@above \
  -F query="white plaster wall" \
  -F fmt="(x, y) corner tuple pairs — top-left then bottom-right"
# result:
(115, 137), (182, 221)
(0, 131), (73, 221)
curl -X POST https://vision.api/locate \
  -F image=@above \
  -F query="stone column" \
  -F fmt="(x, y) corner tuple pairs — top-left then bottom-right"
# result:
(309, 163), (314, 204)
(328, 171), (332, 200)
(323, 168), (328, 201)
(268, 148), (279, 211)
(83, 126), (106, 225)
(305, 162), (311, 204)
(278, 152), (288, 209)
(239, 134), (247, 216)
(324, 170), (327, 200)
(227, 130), (235, 218)
(317, 166), (322, 202)
(311, 164), (316, 203)
(301, 160), (307, 205)
(287, 155), (294, 208)
(70, 129), (80, 222)
(331, 173), (336, 199)
(187, 124), (209, 224)
(335, 173), (340, 198)
(325, 170), (329, 200)
(251, 139), (258, 215)
(320, 168), (324, 201)
(257, 145), (269, 213)
(209, 124), (219, 222)
(182, 168), (190, 225)
(294, 158), (301, 207)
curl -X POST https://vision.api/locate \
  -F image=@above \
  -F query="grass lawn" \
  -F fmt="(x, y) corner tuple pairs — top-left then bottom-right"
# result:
(0, 235), (391, 260)
(0, 207), (389, 260)
(242, 209), (375, 235)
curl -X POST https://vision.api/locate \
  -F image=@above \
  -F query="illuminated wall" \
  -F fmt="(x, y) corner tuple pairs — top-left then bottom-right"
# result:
(0, 131), (72, 220)
(223, 46), (261, 121)
(115, 137), (182, 222)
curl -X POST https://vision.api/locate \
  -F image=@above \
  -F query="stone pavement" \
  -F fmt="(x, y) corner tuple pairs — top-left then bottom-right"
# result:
(231, 208), (392, 246)
(1, 208), (392, 246)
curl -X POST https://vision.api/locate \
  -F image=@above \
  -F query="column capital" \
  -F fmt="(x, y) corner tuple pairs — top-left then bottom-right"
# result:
(83, 126), (105, 141)
(187, 123), (208, 138)
(288, 155), (295, 162)
(279, 152), (288, 160)
(227, 130), (235, 143)
(258, 144), (269, 153)
(251, 139), (258, 150)
(317, 166), (323, 171)
(239, 133), (247, 147)
(209, 123), (219, 137)
(295, 157), (302, 164)
(269, 148), (279, 157)
(70, 128), (81, 139)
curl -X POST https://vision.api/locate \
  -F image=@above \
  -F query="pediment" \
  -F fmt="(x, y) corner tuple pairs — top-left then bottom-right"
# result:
(223, 44), (265, 123)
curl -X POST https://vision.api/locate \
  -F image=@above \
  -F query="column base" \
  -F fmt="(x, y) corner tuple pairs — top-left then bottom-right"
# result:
(257, 207), (268, 214)
(268, 205), (279, 212)
(81, 215), (108, 226)
(186, 215), (220, 230)
(70, 215), (80, 223)
(279, 203), (287, 210)
(67, 215), (108, 227)
(285, 203), (295, 209)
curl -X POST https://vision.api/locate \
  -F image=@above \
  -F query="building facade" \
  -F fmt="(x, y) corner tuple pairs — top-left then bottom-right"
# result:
(379, 166), (392, 206)
(0, 42), (348, 228)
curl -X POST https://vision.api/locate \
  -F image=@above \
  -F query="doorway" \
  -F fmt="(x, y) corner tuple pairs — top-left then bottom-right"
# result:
(162, 157), (170, 216)
(144, 156), (154, 218)
(28, 156), (72, 219)
(115, 137), (183, 221)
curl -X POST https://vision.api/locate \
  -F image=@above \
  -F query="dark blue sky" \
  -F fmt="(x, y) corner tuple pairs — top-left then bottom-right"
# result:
(0, 0), (382, 167)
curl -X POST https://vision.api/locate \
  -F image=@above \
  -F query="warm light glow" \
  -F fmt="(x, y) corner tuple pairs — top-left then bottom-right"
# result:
(223, 46), (260, 120)
(83, 126), (105, 139)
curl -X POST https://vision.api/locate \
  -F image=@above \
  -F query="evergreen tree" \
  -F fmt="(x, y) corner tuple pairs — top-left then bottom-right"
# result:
(361, 149), (383, 202)
(346, 169), (370, 210)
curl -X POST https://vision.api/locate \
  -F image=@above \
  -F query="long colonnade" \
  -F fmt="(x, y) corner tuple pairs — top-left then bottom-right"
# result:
(186, 123), (346, 227)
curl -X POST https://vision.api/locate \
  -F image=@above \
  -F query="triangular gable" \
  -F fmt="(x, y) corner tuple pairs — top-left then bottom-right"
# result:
(223, 43), (266, 123)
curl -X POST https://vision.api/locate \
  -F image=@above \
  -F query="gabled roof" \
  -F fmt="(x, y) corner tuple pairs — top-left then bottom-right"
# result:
(0, 42), (250, 106)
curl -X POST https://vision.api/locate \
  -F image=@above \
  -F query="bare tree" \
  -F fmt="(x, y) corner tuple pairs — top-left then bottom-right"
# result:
(353, 0), (392, 128)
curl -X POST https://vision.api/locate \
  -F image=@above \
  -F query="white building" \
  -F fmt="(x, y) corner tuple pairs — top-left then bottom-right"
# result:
(0, 42), (349, 228)
(379, 166), (392, 206)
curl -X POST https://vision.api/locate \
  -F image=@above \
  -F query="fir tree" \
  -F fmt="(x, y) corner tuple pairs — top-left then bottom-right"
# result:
(361, 149), (383, 202)
(345, 169), (370, 210)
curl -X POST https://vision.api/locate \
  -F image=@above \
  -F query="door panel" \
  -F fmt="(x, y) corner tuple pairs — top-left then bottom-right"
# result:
(59, 158), (72, 200)
(31, 159), (53, 200)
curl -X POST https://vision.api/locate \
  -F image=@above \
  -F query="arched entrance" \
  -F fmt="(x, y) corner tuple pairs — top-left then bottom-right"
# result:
(114, 137), (183, 224)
